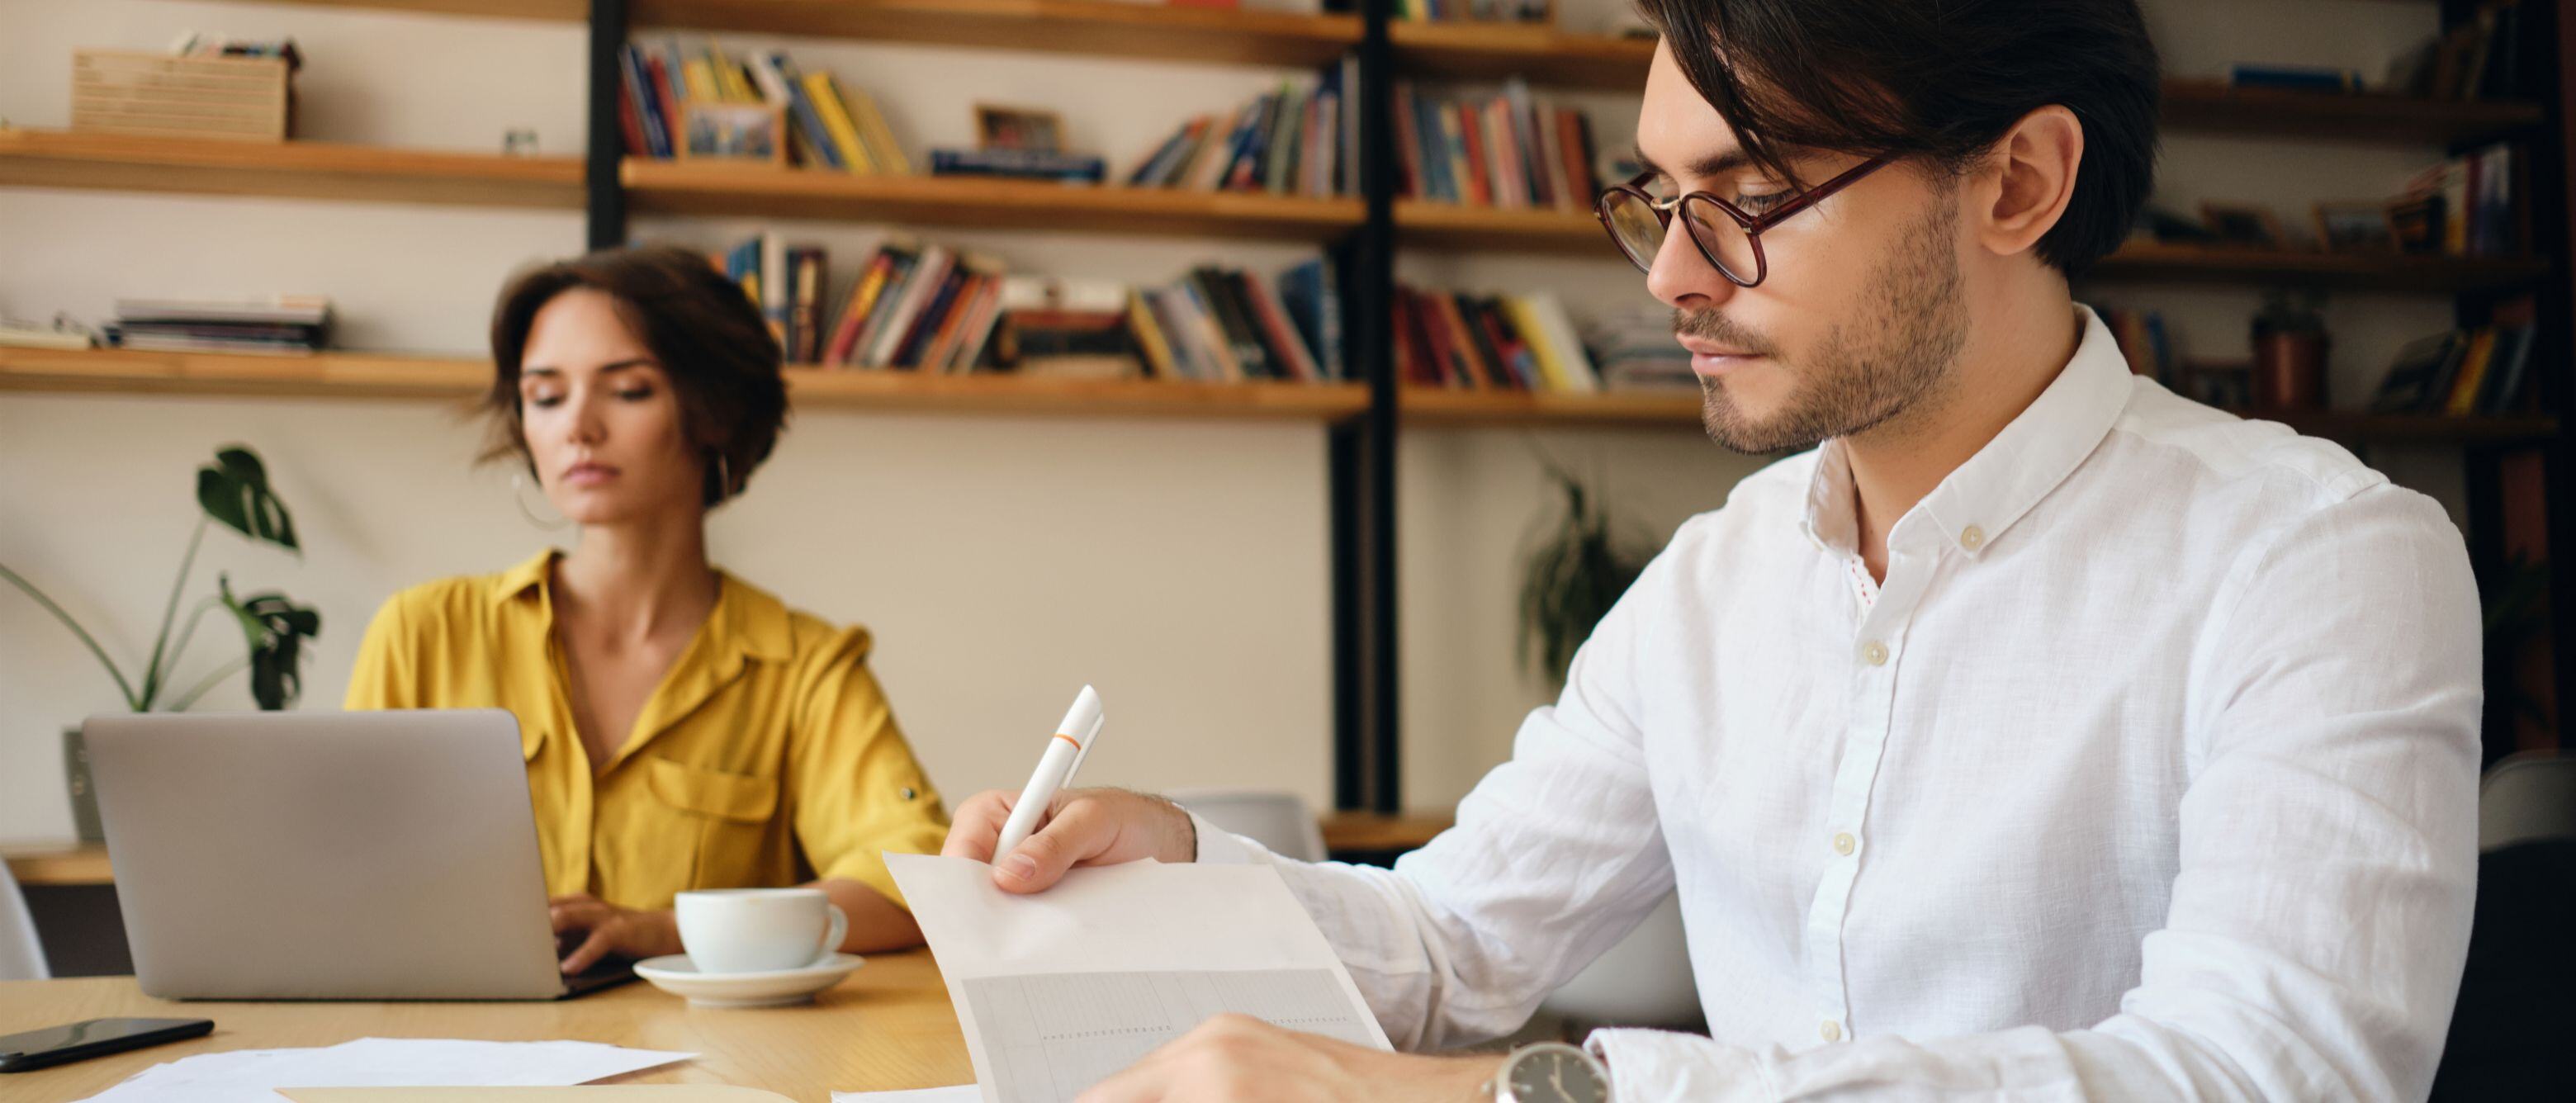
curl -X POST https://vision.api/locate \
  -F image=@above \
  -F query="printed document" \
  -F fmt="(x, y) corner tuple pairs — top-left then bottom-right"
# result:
(884, 854), (1389, 1103)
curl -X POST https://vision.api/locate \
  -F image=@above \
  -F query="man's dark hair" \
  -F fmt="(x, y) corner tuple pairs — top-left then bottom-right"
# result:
(485, 244), (788, 509)
(1636, 0), (2161, 278)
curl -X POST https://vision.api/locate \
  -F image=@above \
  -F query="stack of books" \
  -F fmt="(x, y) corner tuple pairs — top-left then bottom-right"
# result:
(1125, 55), (1358, 197)
(1394, 78), (1602, 211)
(1122, 260), (1342, 381)
(1394, 285), (1598, 392)
(708, 234), (1005, 370)
(1395, 0), (1551, 21)
(2370, 301), (2540, 417)
(2402, 143), (2526, 258)
(104, 296), (332, 355)
(618, 40), (910, 173)
(2382, 0), (2536, 102)
(1585, 310), (1693, 392)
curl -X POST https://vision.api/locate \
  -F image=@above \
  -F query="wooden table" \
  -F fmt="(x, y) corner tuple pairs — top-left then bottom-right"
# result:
(2, 841), (112, 887)
(7, 811), (1459, 889)
(0, 950), (972, 1100)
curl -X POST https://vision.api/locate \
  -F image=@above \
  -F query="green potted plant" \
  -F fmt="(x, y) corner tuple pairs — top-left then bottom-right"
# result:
(1518, 462), (1651, 693)
(0, 445), (321, 841)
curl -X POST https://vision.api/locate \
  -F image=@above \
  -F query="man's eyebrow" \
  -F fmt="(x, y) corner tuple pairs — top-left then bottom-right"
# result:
(1631, 144), (1756, 182)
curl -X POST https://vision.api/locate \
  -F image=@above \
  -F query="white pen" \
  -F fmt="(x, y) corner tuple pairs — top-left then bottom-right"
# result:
(992, 684), (1106, 861)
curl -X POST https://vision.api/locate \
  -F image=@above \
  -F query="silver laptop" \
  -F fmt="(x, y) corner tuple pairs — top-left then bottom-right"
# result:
(84, 708), (634, 1000)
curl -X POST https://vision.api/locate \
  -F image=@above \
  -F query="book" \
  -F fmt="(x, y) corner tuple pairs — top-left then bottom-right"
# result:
(1191, 267), (1271, 379)
(2445, 328), (2499, 415)
(841, 84), (911, 174)
(866, 244), (954, 367)
(803, 72), (874, 173)
(929, 148), (1107, 182)
(787, 245), (827, 363)
(1126, 288), (1181, 379)
(824, 239), (910, 366)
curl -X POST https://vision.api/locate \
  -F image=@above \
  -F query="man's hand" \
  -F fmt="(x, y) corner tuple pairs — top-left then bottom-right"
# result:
(548, 893), (681, 974)
(1076, 1014), (1501, 1103)
(940, 787), (1197, 893)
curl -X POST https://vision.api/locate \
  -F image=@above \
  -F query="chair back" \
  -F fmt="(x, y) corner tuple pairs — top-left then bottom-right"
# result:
(1167, 789), (1328, 863)
(0, 859), (48, 981)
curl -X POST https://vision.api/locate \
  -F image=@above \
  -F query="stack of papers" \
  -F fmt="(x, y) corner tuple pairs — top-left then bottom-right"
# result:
(886, 854), (1387, 1103)
(78, 1038), (694, 1103)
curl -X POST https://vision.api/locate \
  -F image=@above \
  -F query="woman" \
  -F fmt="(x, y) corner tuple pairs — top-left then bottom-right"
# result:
(348, 245), (945, 974)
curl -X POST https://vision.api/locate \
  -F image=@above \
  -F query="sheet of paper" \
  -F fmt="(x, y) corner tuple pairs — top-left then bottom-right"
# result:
(886, 853), (1388, 1103)
(79, 1037), (694, 1103)
(830, 1087), (983, 1103)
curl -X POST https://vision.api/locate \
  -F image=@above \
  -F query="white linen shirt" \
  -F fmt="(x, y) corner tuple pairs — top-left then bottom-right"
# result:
(1194, 305), (2482, 1101)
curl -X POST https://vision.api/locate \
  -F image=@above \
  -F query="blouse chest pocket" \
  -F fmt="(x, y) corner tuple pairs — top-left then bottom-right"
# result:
(645, 757), (780, 890)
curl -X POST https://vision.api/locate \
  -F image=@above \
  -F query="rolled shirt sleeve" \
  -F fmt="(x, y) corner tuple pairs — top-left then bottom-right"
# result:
(786, 627), (950, 910)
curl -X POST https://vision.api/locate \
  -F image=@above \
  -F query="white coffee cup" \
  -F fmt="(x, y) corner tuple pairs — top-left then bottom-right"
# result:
(674, 888), (848, 974)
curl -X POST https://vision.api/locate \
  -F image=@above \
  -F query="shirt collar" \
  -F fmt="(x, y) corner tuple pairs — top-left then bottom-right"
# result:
(1800, 304), (2134, 557)
(488, 547), (794, 663)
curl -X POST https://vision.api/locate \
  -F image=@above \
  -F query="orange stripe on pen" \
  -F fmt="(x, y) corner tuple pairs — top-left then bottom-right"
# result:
(1054, 732), (1084, 751)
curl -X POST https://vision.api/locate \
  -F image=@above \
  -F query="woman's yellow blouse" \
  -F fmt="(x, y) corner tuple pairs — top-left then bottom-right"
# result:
(343, 552), (947, 911)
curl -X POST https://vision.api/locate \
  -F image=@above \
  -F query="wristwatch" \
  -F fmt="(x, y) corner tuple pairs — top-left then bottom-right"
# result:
(1485, 1041), (1612, 1103)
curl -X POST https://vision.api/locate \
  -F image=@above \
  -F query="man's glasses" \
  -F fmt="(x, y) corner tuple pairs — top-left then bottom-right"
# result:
(1594, 155), (1893, 286)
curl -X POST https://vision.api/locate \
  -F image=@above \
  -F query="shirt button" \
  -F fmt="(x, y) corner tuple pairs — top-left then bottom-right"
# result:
(1832, 832), (1856, 856)
(1959, 524), (1986, 551)
(1860, 641), (1889, 666)
(1821, 1020), (1843, 1043)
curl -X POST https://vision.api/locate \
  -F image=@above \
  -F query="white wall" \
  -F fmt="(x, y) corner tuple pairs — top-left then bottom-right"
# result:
(0, 0), (2478, 839)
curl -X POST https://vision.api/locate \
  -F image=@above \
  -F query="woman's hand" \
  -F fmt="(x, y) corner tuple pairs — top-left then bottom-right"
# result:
(549, 893), (682, 974)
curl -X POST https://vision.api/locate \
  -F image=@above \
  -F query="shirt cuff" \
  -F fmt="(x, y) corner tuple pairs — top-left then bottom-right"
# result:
(1186, 812), (1267, 866)
(1586, 1028), (1772, 1103)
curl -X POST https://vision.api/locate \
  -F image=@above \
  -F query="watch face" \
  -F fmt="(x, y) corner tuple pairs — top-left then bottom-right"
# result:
(1506, 1046), (1608, 1103)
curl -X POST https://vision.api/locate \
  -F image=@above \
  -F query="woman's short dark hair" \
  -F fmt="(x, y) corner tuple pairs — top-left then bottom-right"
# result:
(1636, 0), (2160, 279)
(485, 244), (788, 509)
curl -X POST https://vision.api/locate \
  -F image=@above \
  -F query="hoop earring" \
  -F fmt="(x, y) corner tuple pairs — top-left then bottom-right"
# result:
(710, 452), (732, 505)
(512, 471), (568, 530)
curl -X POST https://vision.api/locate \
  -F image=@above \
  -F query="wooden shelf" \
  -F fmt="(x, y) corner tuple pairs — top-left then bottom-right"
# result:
(1389, 21), (1655, 90)
(0, 347), (1369, 421)
(1392, 205), (2552, 291)
(1319, 811), (1452, 854)
(784, 368), (1368, 420)
(2161, 79), (2544, 145)
(634, 0), (1362, 69)
(1398, 383), (2557, 445)
(626, 159), (1365, 241)
(2087, 243), (2550, 292)
(234, 0), (590, 21)
(1402, 386), (1702, 429)
(0, 128), (584, 210)
(1394, 199), (1603, 252)
(2261, 409), (2559, 447)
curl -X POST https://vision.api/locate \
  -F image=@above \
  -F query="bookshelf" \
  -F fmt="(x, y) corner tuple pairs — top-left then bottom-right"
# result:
(632, 0), (1363, 68)
(2159, 79), (2545, 146)
(1387, 20), (1654, 88)
(623, 159), (1365, 240)
(19, 0), (2562, 812)
(0, 128), (583, 210)
(0, 347), (1371, 421)
(1396, 385), (2560, 446)
(1390, 202), (2555, 293)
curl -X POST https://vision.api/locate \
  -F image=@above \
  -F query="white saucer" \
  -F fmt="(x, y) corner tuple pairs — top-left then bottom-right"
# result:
(633, 953), (865, 1007)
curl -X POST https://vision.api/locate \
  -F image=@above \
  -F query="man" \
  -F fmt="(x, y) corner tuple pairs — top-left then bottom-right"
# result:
(945, 1), (2482, 1098)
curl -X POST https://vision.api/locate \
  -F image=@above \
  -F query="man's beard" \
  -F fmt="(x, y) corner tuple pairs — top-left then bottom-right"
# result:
(1681, 193), (1969, 454)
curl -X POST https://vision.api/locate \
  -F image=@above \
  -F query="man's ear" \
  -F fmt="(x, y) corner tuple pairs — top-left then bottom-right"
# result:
(1973, 105), (2084, 261)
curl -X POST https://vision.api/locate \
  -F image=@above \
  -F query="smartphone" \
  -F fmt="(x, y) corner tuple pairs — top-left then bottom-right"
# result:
(0, 1017), (213, 1073)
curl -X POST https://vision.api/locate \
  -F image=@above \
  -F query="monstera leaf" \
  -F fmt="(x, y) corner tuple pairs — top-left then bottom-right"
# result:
(197, 446), (300, 552)
(219, 575), (322, 710)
